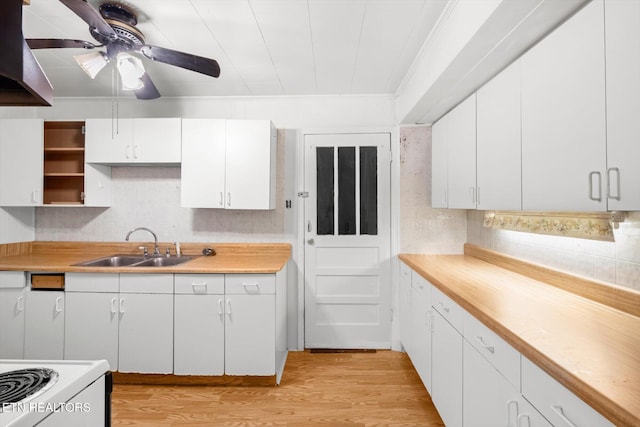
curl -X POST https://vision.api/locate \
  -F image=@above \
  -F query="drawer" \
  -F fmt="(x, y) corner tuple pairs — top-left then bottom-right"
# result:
(225, 274), (275, 295)
(120, 274), (173, 294)
(175, 274), (224, 295)
(521, 357), (615, 427)
(432, 286), (464, 333)
(411, 271), (431, 292)
(66, 273), (119, 293)
(463, 311), (520, 389)
(0, 271), (26, 288)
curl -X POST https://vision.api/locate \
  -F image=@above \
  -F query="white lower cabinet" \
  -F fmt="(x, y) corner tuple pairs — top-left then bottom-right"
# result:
(0, 271), (26, 359)
(118, 274), (173, 374)
(24, 288), (65, 359)
(64, 273), (119, 371)
(174, 274), (225, 376)
(431, 308), (463, 427)
(399, 262), (412, 354)
(409, 271), (432, 392)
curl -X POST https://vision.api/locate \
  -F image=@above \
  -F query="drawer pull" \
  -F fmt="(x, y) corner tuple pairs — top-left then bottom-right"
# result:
(54, 297), (63, 313)
(475, 336), (495, 353)
(243, 283), (260, 294)
(110, 297), (117, 314)
(507, 400), (519, 427)
(119, 298), (126, 314)
(551, 405), (578, 427)
(226, 299), (232, 315)
(438, 302), (450, 313)
(217, 299), (223, 316)
(192, 283), (207, 294)
(517, 414), (531, 427)
(16, 296), (24, 312)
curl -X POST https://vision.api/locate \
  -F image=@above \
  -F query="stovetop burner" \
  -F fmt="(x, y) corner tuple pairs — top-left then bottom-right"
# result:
(0, 368), (59, 410)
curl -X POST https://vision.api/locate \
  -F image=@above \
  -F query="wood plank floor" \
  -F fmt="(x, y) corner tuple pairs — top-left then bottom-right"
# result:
(112, 350), (445, 426)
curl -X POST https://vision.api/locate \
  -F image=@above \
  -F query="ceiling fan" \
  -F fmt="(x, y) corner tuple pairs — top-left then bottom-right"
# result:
(26, 0), (221, 100)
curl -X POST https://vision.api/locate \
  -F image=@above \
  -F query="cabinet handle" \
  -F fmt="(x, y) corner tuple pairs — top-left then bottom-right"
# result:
(475, 336), (495, 353)
(119, 298), (126, 314)
(125, 145), (131, 159)
(133, 144), (139, 159)
(227, 192), (231, 207)
(54, 296), (63, 313)
(219, 192), (224, 207)
(243, 283), (260, 294)
(217, 298), (223, 316)
(110, 297), (117, 314)
(226, 299), (232, 315)
(307, 220), (312, 233)
(192, 283), (207, 294)
(438, 301), (450, 313)
(588, 171), (602, 202)
(517, 414), (531, 427)
(607, 167), (621, 201)
(507, 400), (519, 427)
(16, 296), (24, 312)
(551, 405), (578, 427)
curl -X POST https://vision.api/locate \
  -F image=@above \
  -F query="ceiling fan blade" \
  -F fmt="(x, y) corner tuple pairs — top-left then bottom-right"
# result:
(134, 73), (161, 100)
(59, 0), (117, 40)
(140, 45), (220, 78)
(26, 38), (100, 50)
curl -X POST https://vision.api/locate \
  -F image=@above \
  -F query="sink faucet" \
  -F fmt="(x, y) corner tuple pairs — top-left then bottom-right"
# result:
(125, 227), (160, 255)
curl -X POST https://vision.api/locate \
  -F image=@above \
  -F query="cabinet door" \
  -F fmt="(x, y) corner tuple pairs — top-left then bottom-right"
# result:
(85, 118), (133, 163)
(0, 289), (25, 358)
(477, 60), (522, 210)
(225, 294), (275, 376)
(431, 116), (448, 208)
(84, 164), (111, 207)
(133, 118), (181, 163)
(118, 293), (173, 374)
(521, 0), (606, 211)
(399, 262), (412, 352)
(410, 273), (432, 393)
(180, 119), (226, 208)
(431, 310), (462, 427)
(605, 0), (640, 210)
(0, 119), (43, 206)
(174, 294), (225, 375)
(225, 120), (276, 210)
(24, 290), (65, 359)
(447, 94), (477, 209)
(64, 292), (119, 371)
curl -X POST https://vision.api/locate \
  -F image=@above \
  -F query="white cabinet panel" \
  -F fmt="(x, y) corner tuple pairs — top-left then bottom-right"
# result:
(409, 271), (432, 393)
(447, 94), (477, 209)
(85, 118), (133, 164)
(399, 261), (412, 352)
(84, 163), (112, 207)
(0, 119), (43, 206)
(24, 289), (65, 359)
(431, 115), (448, 208)
(225, 294), (276, 376)
(118, 293), (173, 374)
(64, 292), (119, 371)
(431, 309), (462, 427)
(604, 0), (640, 211)
(174, 294), (225, 375)
(477, 59), (522, 210)
(521, 0), (606, 211)
(180, 119), (227, 208)
(0, 288), (25, 359)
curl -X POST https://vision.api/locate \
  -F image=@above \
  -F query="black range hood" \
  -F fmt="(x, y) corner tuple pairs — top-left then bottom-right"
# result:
(0, 0), (53, 106)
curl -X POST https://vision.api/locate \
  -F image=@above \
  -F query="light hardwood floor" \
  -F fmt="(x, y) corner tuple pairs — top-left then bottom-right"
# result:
(112, 350), (445, 426)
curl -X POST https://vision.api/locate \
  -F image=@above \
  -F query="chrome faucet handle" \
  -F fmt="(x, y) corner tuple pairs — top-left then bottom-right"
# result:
(165, 247), (171, 257)
(173, 242), (182, 257)
(138, 246), (148, 257)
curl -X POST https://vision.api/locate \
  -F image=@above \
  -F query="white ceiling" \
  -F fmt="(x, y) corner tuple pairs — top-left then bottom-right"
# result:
(21, 0), (447, 99)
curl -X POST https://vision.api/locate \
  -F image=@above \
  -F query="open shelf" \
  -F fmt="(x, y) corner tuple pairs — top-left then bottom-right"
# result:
(43, 121), (85, 205)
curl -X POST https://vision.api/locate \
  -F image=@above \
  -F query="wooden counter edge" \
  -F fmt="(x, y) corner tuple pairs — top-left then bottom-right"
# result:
(464, 243), (640, 317)
(398, 252), (638, 427)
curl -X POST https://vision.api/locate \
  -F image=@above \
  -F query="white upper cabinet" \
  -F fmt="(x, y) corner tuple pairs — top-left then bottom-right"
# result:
(0, 119), (43, 206)
(180, 119), (227, 208)
(181, 119), (277, 210)
(604, 0), (640, 211)
(225, 120), (277, 210)
(85, 118), (181, 164)
(431, 115), (448, 208)
(477, 59), (522, 211)
(521, 0), (607, 211)
(446, 94), (477, 209)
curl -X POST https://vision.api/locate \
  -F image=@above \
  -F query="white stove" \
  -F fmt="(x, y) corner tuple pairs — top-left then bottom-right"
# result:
(0, 359), (111, 427)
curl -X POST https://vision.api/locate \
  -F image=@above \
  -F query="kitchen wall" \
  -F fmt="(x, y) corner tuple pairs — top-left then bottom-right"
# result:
(399, 125), (466, 254)
(467, 210), (640, 292)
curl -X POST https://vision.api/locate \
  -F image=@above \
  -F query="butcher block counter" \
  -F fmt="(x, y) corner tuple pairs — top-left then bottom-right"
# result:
(0, 241), (290, 273)
(400, 244), (640, 427)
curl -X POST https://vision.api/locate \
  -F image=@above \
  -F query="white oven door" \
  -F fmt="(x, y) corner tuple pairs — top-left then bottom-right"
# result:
(36, 376), (106, 427)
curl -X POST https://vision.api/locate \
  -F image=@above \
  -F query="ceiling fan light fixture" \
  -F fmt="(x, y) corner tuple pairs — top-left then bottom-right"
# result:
(116, 52), (145, 90)
(74, 51), (109, 79)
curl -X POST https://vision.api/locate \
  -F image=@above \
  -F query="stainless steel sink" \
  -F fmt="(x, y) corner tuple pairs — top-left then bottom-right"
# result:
(74, 254), (198, 268)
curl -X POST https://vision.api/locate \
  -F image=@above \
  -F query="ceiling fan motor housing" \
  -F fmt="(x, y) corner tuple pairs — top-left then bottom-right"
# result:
(91, 2), (145, 52)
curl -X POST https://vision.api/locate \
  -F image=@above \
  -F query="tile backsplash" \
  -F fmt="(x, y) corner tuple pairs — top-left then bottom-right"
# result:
(468, 210), (640, 292)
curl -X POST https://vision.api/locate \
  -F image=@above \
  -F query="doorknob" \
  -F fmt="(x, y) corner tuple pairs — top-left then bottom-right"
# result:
(307, 238), (315, 245)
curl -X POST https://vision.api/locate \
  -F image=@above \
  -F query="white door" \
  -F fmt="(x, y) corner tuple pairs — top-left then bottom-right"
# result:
(0, 119), (43, 206)
(85, 118), (133, 163)
(24, 290), (65, 359)
(0, 289), (25, 358)
(304, 132), (391, 349)
(133, 118), (182, 163)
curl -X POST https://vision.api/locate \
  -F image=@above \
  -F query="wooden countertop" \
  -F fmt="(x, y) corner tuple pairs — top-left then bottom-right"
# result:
(0, 241), (291, 274)
(400, 245), (640, 427)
